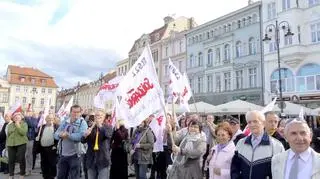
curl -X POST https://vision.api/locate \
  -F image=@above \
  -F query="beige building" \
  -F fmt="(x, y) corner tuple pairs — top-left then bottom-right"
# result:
(6, 65), (58, 113)
(116, 58), (129, 76)
(58, 70), (117, 114)
(0, 78), (10, 114)
(161, 30), (188, 98)
(127, 16), (196, 83)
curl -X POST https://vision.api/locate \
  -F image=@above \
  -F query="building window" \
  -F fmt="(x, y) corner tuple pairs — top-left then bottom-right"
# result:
(2, 94), (8, 103)
(41, 98), (44, 106)
(41, 88), (45, 93)
(41, 79), (46, 86)
(224, 44), (231, 62)
(179, 61), (182, 72)
(16, 86), (20, 92)
(15, 96), (19, 103)
(309, 0), (320, 6)
(179, 41), (183, 53)
(198, 52), (203, 66)
(207, 49), (213, 66)
(296, 63), (320, 92)
(188, 54), (193, 68)
(22, 97), (27, 104)
(236, 41), (242, 58)
(271, 68), (295, 93)
(207, 32), (210, 39)
(237, 20), (241, 29)
(216, 48), (221, 64)
(247, 16), (252, 25)
(235, 70), (243, 89)
(197, 77), (203, 93)
(311, 23), (320, 43)
(268, 2), (276, 20)
(249, 68), (257, 88)
(249, 37), (257, 55)
(31, 78), (36, 84)
(165, 46), (169, 57)
(215, 73), (221, 92)
(224, 72), (231, 91)
(48, 89), (52, 94)
(152, 50), (159, 63)
(165, 65), (168, 76)
(242, 18), (246, 27)
(269, 41), (277, 52)
(282, 0), (290, 11)
(284, 35), (293, 45)
(20, 77), (25, 82)
(252, 14), (257, 23)
(207, 75), (213, 92)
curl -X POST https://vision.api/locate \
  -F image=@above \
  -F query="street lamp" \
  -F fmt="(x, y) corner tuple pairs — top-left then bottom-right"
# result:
(262, 20), (294, 114)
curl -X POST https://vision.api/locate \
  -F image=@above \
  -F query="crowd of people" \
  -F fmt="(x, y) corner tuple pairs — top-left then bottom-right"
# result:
(0, 104), (320, 179)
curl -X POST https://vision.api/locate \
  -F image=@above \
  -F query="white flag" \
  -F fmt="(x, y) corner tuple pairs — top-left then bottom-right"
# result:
(56, 102), (65, 116)
(58, 96), (74, 118)
(261, 97), (277, 114)
(116, 46), (165, 128)
(149, 111), (166, 152)
(299, 107), (304, 120)
(168, 58), (184, 97)
(38, 96), (51, 127)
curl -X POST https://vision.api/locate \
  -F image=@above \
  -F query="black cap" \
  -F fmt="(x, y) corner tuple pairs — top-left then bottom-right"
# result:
(227, 116), (240, 124)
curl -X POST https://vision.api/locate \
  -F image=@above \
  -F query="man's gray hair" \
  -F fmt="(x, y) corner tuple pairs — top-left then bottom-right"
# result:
(284, 118), (311, 136)
(245, 110), (265, 122)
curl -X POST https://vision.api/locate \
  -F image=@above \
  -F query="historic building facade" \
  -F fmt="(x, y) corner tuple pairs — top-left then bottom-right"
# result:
(186, 1), (263, 105)
(262, 0), (320, 108)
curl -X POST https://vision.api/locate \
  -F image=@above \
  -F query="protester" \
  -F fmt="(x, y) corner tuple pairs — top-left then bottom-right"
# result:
(0, 113), (11, 174)
(206, 122), (235, 179)
(265, 111), (289, 149)
(110, 120), (129, 179)
(38, 114), (59, 179)
(24, 111), (38, 175)
(226, 116), (245, 145)
(6, 112), (28, 179)
(167, 119), (206, 179)
(231, 110), (284, 179)
(131, 119), (154, 179)
(81, 109), (113, 179)
(272, 118), (320, 178)
(54, 104), (88, 179)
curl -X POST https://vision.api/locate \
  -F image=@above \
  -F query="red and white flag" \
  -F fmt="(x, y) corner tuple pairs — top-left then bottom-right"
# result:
(116, 46), (165, 128)
(37, 97), (51, 127)
(58, 96), (73, 118)
(9, 101), (22, 115)
(149, 111), (166, 152)
(94, 76), (123, 109)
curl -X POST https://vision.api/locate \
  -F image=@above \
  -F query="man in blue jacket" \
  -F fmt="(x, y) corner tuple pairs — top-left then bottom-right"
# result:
(54, 104), (88, 179)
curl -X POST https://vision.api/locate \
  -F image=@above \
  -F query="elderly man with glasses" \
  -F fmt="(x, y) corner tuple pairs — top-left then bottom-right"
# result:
(272, 118), (320, 179)
(231, 110), (284, 179)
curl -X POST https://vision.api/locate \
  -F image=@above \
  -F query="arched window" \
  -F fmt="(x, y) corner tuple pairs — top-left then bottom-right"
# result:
(207, 49), (213, 65)
(198, 52), (203, 66)
(224, 44), (231, 62)
(247, 16), (252, 25)
(188, 54), (193, 68)
(249, 37), (256, 55)
(270, 68), (294, 93)
(236, 41), (242, 58)
(296, 63), (320, 91)
(242, 18), (246, 27)
(228, 24), (232, 31)
(252, 14), (258, 23)
(237, 20), (241, 28)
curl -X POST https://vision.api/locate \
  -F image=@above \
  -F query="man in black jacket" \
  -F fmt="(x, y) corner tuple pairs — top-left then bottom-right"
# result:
(226, 116), (246, 145)
(265, 111), (289, 150)
(312, 126), (320, 153)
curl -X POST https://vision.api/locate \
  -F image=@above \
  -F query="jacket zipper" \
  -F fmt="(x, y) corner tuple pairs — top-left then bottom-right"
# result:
(249, 145), (257, 179)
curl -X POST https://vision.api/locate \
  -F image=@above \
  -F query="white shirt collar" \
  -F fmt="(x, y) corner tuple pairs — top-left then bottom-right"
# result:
(288, 147), (312, 163)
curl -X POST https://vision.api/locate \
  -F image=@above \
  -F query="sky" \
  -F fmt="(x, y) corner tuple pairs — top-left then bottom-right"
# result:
(0, 0), (249, 89)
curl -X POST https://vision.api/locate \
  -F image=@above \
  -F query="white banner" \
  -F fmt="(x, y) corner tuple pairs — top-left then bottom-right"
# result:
(58, 96), (73, 118)
(261, 97), (277, 114)
(149, 111), (166, 152)
(116, 46), (165, 128)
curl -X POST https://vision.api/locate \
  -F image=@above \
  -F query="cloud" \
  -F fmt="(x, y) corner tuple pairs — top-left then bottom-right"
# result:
(1, 0), (249, 89)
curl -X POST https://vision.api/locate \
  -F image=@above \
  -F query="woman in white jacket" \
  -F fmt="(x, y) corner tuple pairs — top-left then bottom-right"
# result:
(207, 122), (235, 179)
